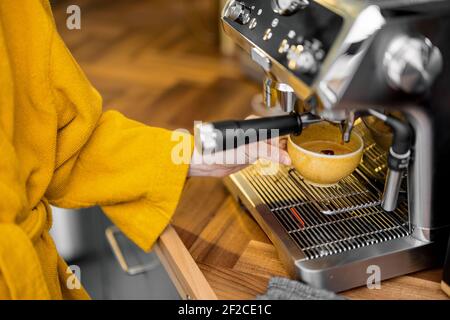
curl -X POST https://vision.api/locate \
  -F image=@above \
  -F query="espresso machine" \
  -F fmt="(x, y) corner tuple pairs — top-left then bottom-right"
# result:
(196, 0), (450, 292)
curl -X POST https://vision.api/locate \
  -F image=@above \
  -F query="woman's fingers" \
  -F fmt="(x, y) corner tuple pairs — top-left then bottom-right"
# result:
(259, 147), (292, 166)
(267, 136), (288, 149)
(244, 140), (291, 166)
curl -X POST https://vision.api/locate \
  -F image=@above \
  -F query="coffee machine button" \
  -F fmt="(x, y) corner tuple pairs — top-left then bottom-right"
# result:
(263, 28), (273, 41)
(248, 18), (257, 30)
(315, 49), (325, 61)
(278, 39), (290, 54)
(225, 2), (251, 25)
(287, 45), (318, 73)
(271, 18), (280, 28)
(271, 0), (309, 16)
(297, 50), (318, 73)
(288, 30), (296, 39)
(311, 39), (322, 51)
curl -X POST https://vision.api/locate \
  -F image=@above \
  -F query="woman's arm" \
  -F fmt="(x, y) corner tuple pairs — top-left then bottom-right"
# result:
(47, 110), (193, 252)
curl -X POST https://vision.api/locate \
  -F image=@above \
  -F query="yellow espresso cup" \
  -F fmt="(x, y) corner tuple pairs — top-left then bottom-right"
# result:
(287, 122), (364, 186)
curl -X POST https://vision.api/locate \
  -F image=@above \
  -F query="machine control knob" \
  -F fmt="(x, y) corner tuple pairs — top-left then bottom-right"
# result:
(225, 2), (251, 25)
(287, 45), (318, 74)
(383, 35), (443, 94)
(271, 0), (309, 16)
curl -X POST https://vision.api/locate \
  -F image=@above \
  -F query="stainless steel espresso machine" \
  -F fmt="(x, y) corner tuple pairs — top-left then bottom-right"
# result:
(196, 0), (450, 292)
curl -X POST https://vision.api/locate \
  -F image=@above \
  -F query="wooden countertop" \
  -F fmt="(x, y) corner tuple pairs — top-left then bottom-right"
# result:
(156, 177), (448, 300)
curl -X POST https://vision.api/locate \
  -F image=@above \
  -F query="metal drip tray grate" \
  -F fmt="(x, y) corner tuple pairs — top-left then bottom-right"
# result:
(357, 127), (387, 180)
(286, 169), (381, 215)
(240, 164), (410, 261)
(354, 123), (408, 185)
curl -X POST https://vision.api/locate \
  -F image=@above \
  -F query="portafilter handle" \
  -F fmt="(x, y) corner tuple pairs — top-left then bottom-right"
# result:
(195, 113), (321, 153)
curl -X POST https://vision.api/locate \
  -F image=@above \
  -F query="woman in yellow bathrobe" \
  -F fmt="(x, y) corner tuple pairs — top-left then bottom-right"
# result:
(0, 1), (291, 299)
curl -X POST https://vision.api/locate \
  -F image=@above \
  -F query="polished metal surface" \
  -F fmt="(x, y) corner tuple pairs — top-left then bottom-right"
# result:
(381, 169), (403, 212)
(405, 108), (435, 241)
(340, 111), (357, 143)
(221, 0), (384, 121)
(276, 83), (297, 112)
(271, 0), (310, 16)
(221, 0), (450, 291)
(383, 35), (443, 94)
(251, 47), (271, 72)
(365, 108), (409, 212)
(263, 76), (298, 112)
(240, 164), (409, 261)
(224, 1), (251, 25)
(263, 76), (278, 108)
(223, 122), (445, 291)
(225, 158), (444, 292)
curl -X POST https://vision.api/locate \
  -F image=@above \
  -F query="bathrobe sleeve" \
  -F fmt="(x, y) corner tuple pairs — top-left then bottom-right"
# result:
(48, 111), (193, 252)
(43, 5), (193, 252)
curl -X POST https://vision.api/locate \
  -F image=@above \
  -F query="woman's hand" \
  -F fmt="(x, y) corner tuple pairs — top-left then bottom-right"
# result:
(188, 116), (291, 178)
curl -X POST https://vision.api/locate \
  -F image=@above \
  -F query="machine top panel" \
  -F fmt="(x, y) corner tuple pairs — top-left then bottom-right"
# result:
(223, 0), (344, 86)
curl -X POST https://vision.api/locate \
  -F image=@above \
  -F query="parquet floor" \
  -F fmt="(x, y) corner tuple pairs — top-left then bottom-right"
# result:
(52, 0), (257, 131)
(51, 0), (447, 300)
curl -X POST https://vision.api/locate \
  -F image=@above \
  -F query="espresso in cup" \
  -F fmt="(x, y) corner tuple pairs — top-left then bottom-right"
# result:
(300, 141), (353, 156)
(287, 122), (364, 186)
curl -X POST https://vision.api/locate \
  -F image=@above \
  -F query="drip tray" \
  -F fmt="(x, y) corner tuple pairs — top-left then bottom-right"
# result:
(223, 126), (442, 292)
(239, 164), (410, 261)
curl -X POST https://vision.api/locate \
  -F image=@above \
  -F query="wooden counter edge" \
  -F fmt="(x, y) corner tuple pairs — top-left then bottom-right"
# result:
(154, 225), (218, 300)
(442, 281), (450, 297)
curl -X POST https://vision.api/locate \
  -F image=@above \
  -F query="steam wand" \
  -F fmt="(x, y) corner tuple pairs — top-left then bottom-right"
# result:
(365, 109), (412, 212)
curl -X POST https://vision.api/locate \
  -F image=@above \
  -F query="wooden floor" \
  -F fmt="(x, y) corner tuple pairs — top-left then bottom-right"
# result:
(52, 0), (256, 131)
(52, 0), (447, 300)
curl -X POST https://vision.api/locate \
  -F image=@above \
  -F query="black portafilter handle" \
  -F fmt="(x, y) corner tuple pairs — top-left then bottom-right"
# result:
(195, 113), (320, 153)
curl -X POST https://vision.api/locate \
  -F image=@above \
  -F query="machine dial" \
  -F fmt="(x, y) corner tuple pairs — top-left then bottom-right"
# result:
(286, 45), (318, 74)
(225, 1), (251, 25)
(271, 0), (309, 16)
(383, 35), (443, 94)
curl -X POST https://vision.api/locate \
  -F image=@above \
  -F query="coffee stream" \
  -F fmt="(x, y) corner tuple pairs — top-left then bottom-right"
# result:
(321, 137), (346, 155)
(321, 149), (335, 155)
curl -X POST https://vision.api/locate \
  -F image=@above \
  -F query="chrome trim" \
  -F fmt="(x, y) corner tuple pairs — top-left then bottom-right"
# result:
(317, 5), (386, 121)
(251, 47), (272, 72)
(381, 169), (402, 212)
(106, 226), (159, 276)
(405, 107), (434, 241)
(383, 35), (444, 94)
(296, 235), (444, 292)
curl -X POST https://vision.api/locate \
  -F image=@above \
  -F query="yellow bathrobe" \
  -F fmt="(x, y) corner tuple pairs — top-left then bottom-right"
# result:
(0, 0), (192, 299)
